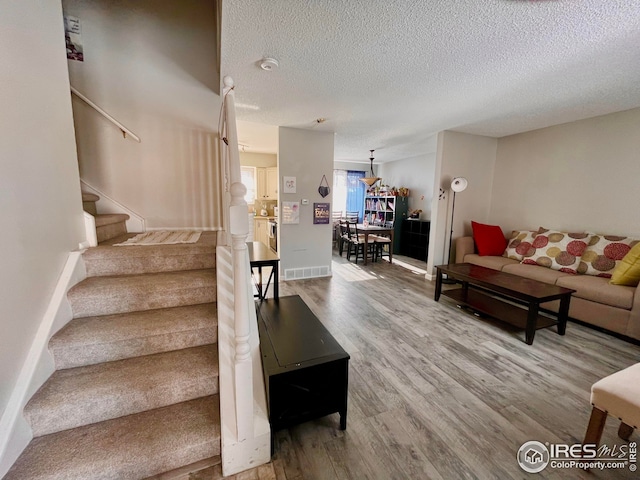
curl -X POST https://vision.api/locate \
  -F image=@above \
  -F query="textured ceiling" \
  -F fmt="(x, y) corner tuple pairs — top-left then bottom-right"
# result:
(221, 0), (640, 162)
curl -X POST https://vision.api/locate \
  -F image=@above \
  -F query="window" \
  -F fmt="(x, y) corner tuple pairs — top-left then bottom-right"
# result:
(241, 166), (256, 204)
(332, 169), (365, 221)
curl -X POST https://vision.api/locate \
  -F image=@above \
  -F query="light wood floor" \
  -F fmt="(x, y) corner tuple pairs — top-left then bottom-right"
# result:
(261, 252), (640, 480)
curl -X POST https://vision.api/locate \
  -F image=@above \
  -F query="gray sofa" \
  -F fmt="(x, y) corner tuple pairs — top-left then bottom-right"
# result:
(455, 236), (640, 341)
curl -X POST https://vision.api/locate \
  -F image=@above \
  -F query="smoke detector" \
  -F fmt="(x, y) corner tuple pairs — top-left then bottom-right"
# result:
(259, 57), (279, 71)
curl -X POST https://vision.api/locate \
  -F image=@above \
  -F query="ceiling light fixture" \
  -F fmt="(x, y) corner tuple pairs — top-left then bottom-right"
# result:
(360, 150), (381, 187)
(259, 57), (279, 71)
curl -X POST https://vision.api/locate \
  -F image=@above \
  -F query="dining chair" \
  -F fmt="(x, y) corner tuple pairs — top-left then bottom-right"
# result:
(337, 220), (350, 256)
(332, 211), (343, 248)
(345, 221), (375, 264)
(372, 234), (392, 262)
(346, 211), (359, 224)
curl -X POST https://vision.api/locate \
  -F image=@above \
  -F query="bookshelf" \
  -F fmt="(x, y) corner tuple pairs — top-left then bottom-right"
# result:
(400, 219), (430, 261)
(363, 195), (408, 253)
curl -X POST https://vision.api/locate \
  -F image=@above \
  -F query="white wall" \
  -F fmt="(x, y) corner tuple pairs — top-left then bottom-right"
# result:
(63, 0), (222, 229)
(490, 108), (640, 237)
(0, 0), (84, 458)
(239, 152), (277, 168)
(333, 160), (374, 173)
(279, 127), (334, 277)
(426, 131), (497, 275)
(378, 153), (436, 219)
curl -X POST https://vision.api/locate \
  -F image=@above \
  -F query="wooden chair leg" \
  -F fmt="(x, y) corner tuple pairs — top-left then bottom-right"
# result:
(618, 422), (634, 440)
(583, 406), (608, 447)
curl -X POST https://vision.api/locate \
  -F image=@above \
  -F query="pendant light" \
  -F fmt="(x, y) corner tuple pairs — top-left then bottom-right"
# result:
(360, 150), (381, 186)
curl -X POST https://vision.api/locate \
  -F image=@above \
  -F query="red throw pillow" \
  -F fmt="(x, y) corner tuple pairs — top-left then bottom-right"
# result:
(471, 221), (507, 256)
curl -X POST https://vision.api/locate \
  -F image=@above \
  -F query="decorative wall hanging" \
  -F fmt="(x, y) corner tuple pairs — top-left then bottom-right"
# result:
(283, 176), (296, 194)
(313, 203), (330, 224)
(318, 175), (330, 198)
(281, 201), (300, 224)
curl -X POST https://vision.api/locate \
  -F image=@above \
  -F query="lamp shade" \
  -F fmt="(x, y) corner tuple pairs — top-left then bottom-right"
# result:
(451, 177), (468, 193)
(359, 149), (381, 187)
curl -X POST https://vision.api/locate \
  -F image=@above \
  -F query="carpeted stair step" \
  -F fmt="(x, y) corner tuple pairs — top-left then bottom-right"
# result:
(95, 213), (130, 243)
(81, 192), (99, 216)
(6, 395), (220, 480)
(67, 269), (216, 318)
(50, 303), (217, 369)
(83, 232), (216, 276)
(24, 344), (218, 437)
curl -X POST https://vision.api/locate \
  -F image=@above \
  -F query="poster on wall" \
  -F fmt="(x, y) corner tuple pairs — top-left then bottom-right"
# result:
(283, 176), (297, 194)
(281, 201), (300, 224)
(313, 203), (330, 224)
(64, 15), (84, 61)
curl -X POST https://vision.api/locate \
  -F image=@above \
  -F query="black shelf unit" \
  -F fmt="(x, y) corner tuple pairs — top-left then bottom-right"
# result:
(400, 219), (430, 261)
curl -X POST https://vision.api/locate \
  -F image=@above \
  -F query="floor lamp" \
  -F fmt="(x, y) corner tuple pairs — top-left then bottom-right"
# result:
(442, 176), (468, 283)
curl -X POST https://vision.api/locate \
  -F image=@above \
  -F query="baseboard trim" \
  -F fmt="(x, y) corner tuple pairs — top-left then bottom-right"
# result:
(0, 252), (86, 478)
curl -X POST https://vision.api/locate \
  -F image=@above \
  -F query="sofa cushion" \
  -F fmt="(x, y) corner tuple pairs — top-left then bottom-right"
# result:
(502, 263), (573, 284)
(610, 242), (640, 287)
(464, 253), (519, 271)
(503, 230), (538, 261)
(520, 230), (591, 274)
(580, 235), (638, 278)
(556, 275), (635, 310)
(471, 221), (507, 256)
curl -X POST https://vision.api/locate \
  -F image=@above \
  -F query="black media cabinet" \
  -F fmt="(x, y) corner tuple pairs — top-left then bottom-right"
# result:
(256, 295), (350, 451)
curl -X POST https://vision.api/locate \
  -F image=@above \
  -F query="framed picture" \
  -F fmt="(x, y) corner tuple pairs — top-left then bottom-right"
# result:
(281, 201), (300, 224)
(313, 203), (330, 224)
(283, 176), (296, 194)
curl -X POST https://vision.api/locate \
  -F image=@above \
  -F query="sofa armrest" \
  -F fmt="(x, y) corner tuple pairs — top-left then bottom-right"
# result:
(455, 237), (476, 263)
(627, 283), (640, 340)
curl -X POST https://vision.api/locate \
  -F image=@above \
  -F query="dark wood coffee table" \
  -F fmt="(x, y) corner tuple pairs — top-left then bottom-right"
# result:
(435, 263), (576, 345)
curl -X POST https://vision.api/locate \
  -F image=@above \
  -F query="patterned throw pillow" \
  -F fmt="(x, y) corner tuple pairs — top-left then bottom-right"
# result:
(580, 235), (639, 277)
(503, 230), (538, 261)
(520, 229), (591, 274)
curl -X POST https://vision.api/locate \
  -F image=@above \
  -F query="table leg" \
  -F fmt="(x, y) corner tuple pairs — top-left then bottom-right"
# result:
(461, 281), (469, 301)
(273, 262), (279, 300)
(526, 302), (539, 345)
(557, 294), (570, 335)
(258, 266), (264, 300)
(434, 267), (443, 301)
(388, 230), (393, 264)
(363, 233), (369, 265)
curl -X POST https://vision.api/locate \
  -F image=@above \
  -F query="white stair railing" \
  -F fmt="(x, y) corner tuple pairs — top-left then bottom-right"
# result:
(216, 76), (270, 476)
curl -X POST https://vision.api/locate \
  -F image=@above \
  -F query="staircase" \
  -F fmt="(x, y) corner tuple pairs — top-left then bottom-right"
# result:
(6, 195), (222, 479)
(82, 192), (131, 243)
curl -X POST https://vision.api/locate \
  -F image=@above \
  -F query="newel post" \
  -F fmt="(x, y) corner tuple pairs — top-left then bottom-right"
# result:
(228, 153), (253, 441)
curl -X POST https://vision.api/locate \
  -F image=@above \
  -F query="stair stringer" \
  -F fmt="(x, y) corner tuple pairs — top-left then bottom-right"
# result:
(80, 179), (145, 233)
(216, 245), (270, 476)
(0, 251), (86, 479)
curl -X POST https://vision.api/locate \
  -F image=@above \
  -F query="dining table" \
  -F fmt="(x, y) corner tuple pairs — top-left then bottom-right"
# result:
(352, 223), (394, 265)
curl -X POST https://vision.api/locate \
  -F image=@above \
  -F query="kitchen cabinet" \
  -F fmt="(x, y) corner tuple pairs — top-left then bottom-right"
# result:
(257, 167), (278, 200)
(254, 217), (270, 246)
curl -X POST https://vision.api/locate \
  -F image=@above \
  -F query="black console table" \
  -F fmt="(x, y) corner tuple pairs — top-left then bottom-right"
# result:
(256, 295), (349, 452)
(248, 241), (279, 300)
(400, 219), (430, 261)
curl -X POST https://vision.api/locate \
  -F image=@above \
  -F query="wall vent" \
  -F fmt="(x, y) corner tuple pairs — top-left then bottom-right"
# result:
(284, 265), (331, 281)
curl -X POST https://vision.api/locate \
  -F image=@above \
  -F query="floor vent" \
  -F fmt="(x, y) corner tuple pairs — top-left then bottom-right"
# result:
(284, 265), (331, 281)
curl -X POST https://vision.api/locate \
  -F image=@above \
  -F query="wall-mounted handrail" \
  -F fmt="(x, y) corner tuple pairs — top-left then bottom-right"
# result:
(70, 86), (141, 142)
